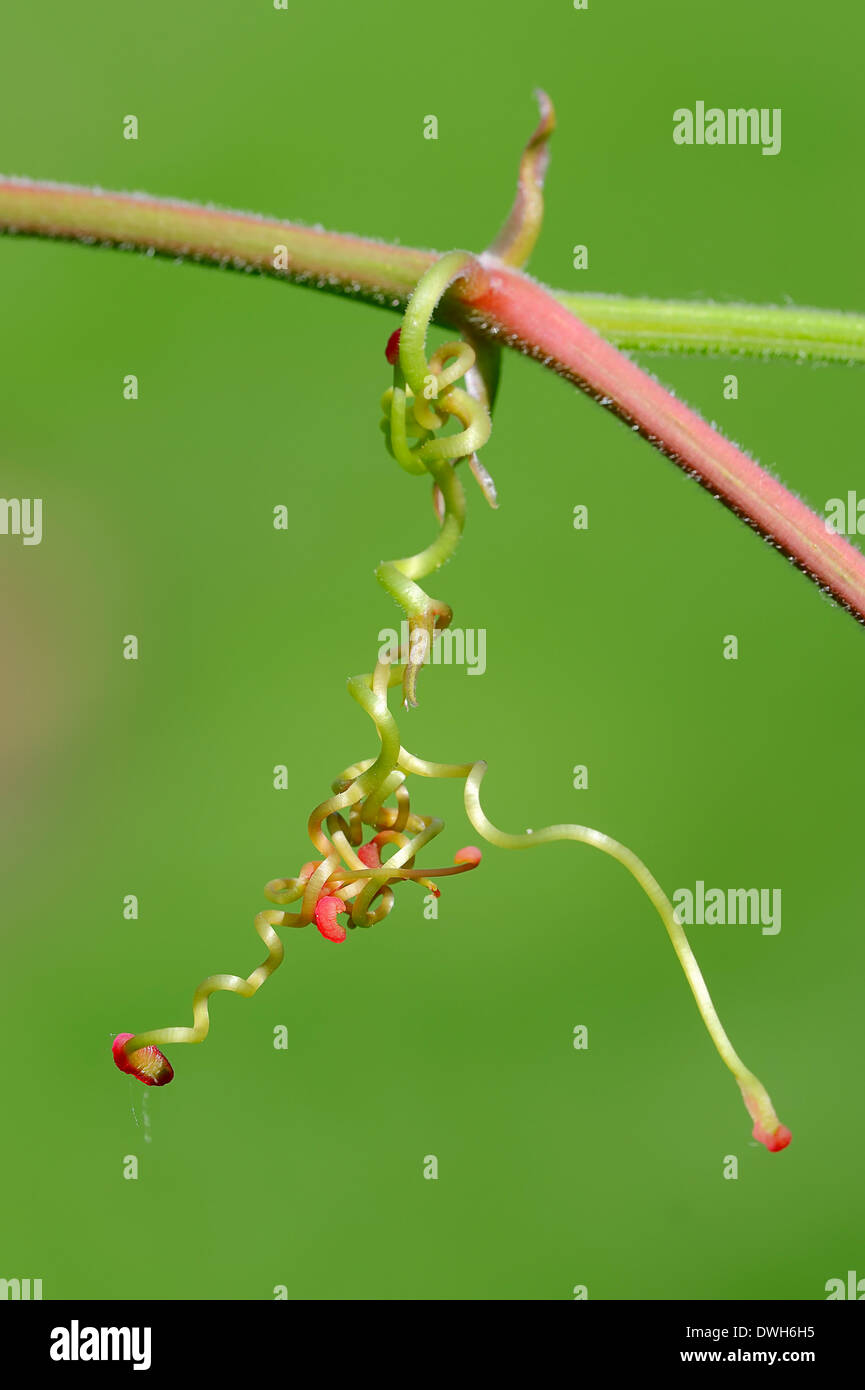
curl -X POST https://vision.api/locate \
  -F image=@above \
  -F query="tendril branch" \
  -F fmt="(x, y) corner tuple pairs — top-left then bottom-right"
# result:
(3, 98), (865, 622)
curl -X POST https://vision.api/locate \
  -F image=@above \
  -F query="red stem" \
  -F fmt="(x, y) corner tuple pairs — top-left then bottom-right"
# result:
(460, 258), (865, 623)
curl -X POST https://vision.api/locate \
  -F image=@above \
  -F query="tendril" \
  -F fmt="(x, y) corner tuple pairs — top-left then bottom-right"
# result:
(115, 654), (483, 1071)
(377, 250), (494, 707)
(113, 103), (792, 1156)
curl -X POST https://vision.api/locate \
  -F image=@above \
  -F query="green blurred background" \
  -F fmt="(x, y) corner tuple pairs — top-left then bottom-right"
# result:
(1, 0), (862, 1301)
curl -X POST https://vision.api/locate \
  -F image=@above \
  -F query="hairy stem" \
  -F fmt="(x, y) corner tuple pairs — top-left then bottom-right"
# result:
(3, 176), (865, 623)
(558, 292), (865, 364)
(1, 178), (861, 363)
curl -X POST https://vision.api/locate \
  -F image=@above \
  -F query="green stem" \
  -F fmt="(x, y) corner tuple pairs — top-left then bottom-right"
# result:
(557, 291), (865, 364)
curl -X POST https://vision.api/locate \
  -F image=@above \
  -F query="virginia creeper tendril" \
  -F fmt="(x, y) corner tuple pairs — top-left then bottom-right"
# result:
(111, 125), (792, 1156)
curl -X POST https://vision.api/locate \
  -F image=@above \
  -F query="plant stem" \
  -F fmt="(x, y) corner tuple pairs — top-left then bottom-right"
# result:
(3, 176), (865, 623)
(558, 292), (865, 364)
(1, 177), (861, 364)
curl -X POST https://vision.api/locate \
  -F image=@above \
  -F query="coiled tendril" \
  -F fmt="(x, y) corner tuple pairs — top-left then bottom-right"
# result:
(376, 249), (495, 708)
(114, 97), (790, 1156)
